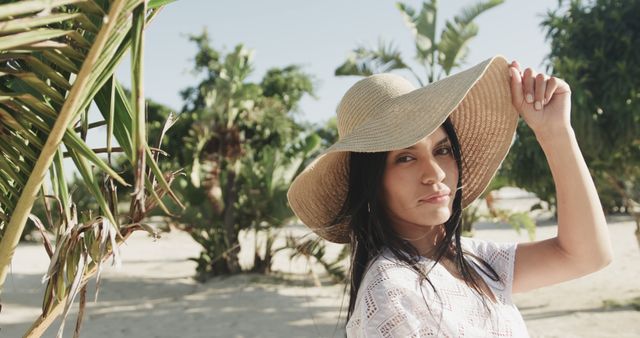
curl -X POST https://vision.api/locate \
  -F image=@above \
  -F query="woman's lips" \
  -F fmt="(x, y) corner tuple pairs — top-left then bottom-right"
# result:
(421, 194), (450, 204)
(419, 191), (451, 204)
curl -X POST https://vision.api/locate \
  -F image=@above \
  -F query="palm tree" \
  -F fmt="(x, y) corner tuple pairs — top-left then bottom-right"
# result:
(335, 0), (504, 84)
(172, 34), (319, 279)
(0, 0), (181, 336)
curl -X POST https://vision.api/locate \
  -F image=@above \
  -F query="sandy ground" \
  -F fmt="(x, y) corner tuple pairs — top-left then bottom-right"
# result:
(1, 191), (639, 337)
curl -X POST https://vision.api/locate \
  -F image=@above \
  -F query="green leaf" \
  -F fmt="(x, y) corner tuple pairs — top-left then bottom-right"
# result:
(149, 0), (177, 9)
(0, 29), (71, 50)
(335, 39), (408, 76)
(437, 21), (478, 74)
(454, 0), (504, 26)
(396, 0), (438, 58)
(0, 0), (86, 21)
(62, 130), (129, 186)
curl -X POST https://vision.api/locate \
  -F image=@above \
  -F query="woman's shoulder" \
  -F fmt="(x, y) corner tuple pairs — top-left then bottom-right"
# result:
(348, 251), (434, 336)
(460, 236), (518, 262)
(360, 249), (425, 292)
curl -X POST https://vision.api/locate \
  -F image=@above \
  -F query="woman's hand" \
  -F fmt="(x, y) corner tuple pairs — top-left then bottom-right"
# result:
(508, 60), (573, 142)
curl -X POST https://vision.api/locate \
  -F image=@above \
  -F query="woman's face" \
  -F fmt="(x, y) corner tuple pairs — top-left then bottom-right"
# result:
(381, 126), (459, 240)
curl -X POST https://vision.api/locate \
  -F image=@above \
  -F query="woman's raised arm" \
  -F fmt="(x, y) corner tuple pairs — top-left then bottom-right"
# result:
(507, 60), (614, 293)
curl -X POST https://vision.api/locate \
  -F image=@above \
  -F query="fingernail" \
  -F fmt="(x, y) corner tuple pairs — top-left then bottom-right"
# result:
(534, 101), (542, 110)
(526, 94), (534, 103)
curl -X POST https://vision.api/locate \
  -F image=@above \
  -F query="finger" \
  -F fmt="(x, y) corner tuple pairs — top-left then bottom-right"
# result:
(522, 68), (536, 104)
(511, 60), (522, 74)
(509, 66), (524, 107)
(544, 76), (559, 104)
(534, 73), (547, 111)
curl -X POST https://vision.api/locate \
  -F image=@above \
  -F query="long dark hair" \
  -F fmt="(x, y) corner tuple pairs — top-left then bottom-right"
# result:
(336, 117), (502, 322)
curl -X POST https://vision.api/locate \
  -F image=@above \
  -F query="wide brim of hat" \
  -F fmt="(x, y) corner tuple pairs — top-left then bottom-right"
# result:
(287, 55), (519, 244)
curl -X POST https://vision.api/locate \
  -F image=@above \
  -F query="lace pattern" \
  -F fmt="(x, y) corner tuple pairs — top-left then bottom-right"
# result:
(346, 237), (529, 337)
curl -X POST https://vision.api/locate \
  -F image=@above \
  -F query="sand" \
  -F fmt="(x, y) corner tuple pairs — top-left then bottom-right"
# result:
(1, 192), (639, 337)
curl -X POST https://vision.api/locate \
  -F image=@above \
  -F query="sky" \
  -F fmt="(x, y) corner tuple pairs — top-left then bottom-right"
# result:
(114, 0), (565, 125)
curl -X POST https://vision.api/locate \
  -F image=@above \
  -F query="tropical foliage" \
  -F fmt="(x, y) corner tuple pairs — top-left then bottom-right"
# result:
(505, 0), (640, 246)
(0, 0), (180, 336)
(150, 32), (322, 280)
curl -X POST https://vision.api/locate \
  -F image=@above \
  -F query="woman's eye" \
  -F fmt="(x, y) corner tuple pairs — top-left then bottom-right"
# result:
(435, 146), (452, 156)
(396, 155), (414, 163)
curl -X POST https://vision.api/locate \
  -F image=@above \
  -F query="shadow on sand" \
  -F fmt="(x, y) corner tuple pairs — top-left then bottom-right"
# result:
(1, 271), (349, 338)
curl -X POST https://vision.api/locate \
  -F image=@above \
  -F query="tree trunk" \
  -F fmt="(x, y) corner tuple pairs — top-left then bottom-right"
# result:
(251, 228), (274, 274)
(221, 167), (241, 274)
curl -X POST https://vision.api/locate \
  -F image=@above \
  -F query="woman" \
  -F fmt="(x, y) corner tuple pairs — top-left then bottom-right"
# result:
(287, 56), (613, 337)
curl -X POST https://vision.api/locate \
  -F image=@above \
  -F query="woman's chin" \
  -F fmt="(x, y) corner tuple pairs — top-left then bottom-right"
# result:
(420, 208), (452, 224)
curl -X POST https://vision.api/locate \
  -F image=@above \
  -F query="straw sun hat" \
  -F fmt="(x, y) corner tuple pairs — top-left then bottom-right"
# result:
(287, 55), (519, 244)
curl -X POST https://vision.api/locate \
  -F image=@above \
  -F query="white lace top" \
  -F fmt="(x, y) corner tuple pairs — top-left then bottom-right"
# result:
(346, 237), (529, 337)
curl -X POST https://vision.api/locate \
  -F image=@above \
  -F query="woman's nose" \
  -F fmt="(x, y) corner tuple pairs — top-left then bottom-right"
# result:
(421, 158), (446, 184)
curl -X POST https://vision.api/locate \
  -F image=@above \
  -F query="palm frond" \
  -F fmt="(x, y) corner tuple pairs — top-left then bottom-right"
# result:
(454, 0), (504, 26)
(0, 0), (179, 335)
(0, 0), (125, 275)
(335, 39), (409, 77)
(437, 0), (504, 75)
(396, 0), (437, 62)
(437, 21), (479, 75)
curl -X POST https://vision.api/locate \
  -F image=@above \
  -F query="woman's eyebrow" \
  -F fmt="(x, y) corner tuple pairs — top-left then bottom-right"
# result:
(402, 136), (450, 150)
(435, 136), (450, 146)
